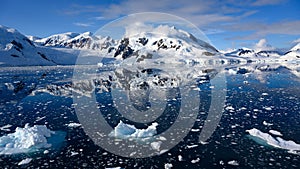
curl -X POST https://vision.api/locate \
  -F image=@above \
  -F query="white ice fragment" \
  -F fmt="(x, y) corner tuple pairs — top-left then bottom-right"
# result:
(150, 141), (162, 151)
(18, 158), (32, 165)
(71, 151), (79, 156)
(178, 155), (183, 161)
(269, 130), (283, 136)
(264, 107), (272, 111)
(228, 160), (239, 166)
(263, 121), (273, 126)
(191, 158), (200, 163)
(105, 167), (122, 169)
(187, 144), (198, 149)
(4, 83), (14, 90)
(262, 93), (268, 96)
(66, 123), (82, 128)
(225, 106), (234, 111)
(164, 163), (173, 169)
(109, 121), (158, 139)
(0, 124), (60, 155)
(0, 124), (12, 131)
(246, 128), (300, 153)
(191, 129), (200, 132)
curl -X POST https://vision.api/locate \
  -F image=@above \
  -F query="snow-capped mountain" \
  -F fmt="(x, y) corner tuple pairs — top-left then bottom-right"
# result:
(223, 47), (282, 58)
(0, 25), (101, 66)
(0, 25), (56, 66)
(281, 43), (300, 60)
(104, 25), (220, 64)
(35, 32), (116, 50)
(0, 24), (298, 66)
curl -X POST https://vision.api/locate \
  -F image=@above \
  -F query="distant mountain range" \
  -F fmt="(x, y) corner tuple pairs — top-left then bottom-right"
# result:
(0, 25), (299, 66)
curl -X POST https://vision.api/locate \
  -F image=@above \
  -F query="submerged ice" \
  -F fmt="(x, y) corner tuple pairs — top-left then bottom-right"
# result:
(0, 124), (66, 155)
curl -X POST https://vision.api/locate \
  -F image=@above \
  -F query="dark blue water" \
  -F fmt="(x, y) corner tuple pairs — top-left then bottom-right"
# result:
(0, 64), (300, 168)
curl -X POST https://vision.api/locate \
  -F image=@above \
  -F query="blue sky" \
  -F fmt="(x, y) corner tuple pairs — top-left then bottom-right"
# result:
(0, 0), (299, 50)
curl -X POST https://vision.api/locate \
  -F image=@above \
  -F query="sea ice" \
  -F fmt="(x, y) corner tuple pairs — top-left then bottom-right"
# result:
(227, 160), (239, 166)
(18, 158), (32, 165)
(164, 163), (173, 169)
(109, 121), (158, 139)
(66, 122), (82, 128)
(246, 128), (300, 154)
(0, 124), (65, 155)
(269, 130), (283, 136)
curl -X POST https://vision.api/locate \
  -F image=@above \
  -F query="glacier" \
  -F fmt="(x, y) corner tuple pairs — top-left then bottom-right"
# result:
(0, 124), (66, 155)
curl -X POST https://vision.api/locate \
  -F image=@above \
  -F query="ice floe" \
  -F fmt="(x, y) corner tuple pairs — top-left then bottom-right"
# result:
(0, 124), (66, 155)
(18, 158), (32, 165)
(269, 130), (283, 136)
(109, 121), (158, 139)
(66, 122), (82, 128)
(246, 128), (300, 154)
(227, 160), (239, 166)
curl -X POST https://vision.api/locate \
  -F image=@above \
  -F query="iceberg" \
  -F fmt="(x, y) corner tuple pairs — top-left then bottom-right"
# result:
(246, 128), (300, 154)
(0, 124), (66, 155)
(109, 121), (158, 139)
(18, 158), (32, 165)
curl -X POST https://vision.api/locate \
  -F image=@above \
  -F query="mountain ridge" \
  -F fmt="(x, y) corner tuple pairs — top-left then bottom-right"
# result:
(0, 25), (299, 66)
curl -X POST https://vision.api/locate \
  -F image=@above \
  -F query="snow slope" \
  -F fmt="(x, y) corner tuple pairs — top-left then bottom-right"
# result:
(0, 25), (56, 66)
(36, 31), (116, 50)
(281, 43), (300, 60)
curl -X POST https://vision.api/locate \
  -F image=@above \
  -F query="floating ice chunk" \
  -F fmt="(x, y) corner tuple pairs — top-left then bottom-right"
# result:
(4, 83), (14, 90)
(0, 124), (12, 131)
(225, 106), (235, 111)
(71, 151), (79, 156)
(178, 155), (183, 161)
(66, 123), (82, 128)
(0, 124), (66, 155)
(246, 128), (300, 154)
(150, 141), (162, 151)
(18, 158), (32, 165)
(269, 130), (283, 136)
(187, 144), (198, 149)
(228, 160), (239, 166)
(109, 121), (158, 139)
(264, 107), (272, 111)
(191, 157), (200, 163)
(263, 121), (273, 126)
(164, 163), (173, 169)
(105, 167), (123, 169)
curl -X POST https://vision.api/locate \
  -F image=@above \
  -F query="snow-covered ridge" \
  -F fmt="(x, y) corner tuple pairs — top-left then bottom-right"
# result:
(36, 31), (116, 50)
(0, 24), (299, 66)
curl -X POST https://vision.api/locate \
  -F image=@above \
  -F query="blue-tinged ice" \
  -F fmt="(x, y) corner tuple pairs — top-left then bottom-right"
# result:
(246, 128), (300, 154)
(0, 124), (66, 155)
(109, 121), (158, 139)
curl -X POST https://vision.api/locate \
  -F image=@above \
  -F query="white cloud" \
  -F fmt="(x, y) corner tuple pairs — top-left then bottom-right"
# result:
(74, 22), (93, 27)
(253, 38), (275, 51)
(93, 16), (105, 20)
(292, 38), (300, 44)
(252, 0), (285, 6)
(65, 0), (297, 40)
(226, 20), (300, 40)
